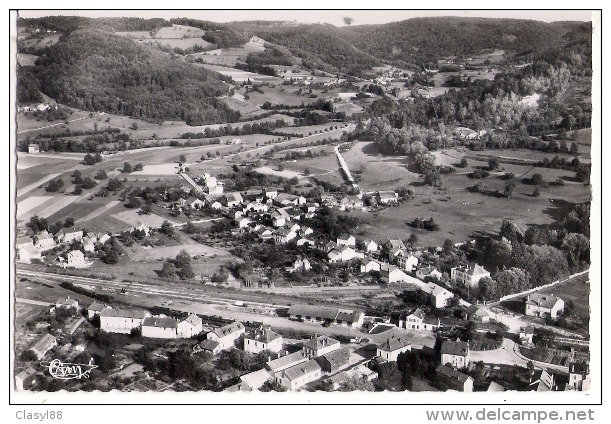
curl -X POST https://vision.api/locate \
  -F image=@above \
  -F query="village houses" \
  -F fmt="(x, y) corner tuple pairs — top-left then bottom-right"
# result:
(451, 263), (490, 288)
(86, 301), (112, 320)
(34, 230), (56, 251)
(275, 359), (321, 390)
(302, 335), (341, 359)
(99, 308), (151, 334)
(376, 336), (412, 361)
(399, 308), (441, 331)
(141, 316), (179, 339)
(436, 364), (474, 392)
(177, 314), (203, 338)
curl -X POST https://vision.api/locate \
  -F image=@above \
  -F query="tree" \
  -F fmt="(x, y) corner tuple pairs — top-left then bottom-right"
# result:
(106, 178), (124, 191)
(45, 178), (64, 192)
(131, 122), (138, 130)
(94, 152), (103, 163)
(95, 169), (108, 180)
(73, 185), (83, 195)
(442, 238), (454, 255)
(570, 142), (579, 154)
(343, 16), (354, 25)
(260, 379), (287, 392)
(401, 363), (413, 391)
(160, 220), (174, 236)
(64, 217), (75, 228)
(488, 158), (499, 171)
(140, 203), (152, 215)
(84, 154), (96, 165)
(277, 163), (284, 171)
(81, 177), (97, 189)
(122, 162), (133, 173)
(27, 215), (48, 233)
(532, 186), (541, 197)
(458, 158), (468, 168)
(408, 233), (419, 247)
(340, 375), (374, 391)
(179, 154), (187, 163)
(159, 260), (177, 278)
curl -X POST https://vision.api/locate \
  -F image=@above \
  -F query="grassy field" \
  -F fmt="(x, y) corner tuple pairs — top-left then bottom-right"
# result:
(537, 273), (590, 333)
(17, 53), (39, 66)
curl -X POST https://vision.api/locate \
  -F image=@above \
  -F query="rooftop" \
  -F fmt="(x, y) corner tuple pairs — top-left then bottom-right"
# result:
(441, 340), (469, 357)
(303, 335), (340, 350)
(377, 336), (411, 352)
(266, 351), (307, 372)
(526, 293), (563, 309)
(282, 359), (321, 381)
(99, 308), (148, 319)
(181, 314), (202, 327)
(212, 321), (245, 339)
(436, 364), (471, 383)
(319, 347), (350, 366)
(143, 316), (178, 329)
(245, 327), (281, 344)
(198, 339), (220, 351)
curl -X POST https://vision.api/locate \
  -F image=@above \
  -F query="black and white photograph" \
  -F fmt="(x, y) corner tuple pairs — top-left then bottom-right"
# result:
(8, 6), (602, 414)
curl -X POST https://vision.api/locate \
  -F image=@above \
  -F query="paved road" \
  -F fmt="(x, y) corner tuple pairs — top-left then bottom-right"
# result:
(470, 338), (569, 373)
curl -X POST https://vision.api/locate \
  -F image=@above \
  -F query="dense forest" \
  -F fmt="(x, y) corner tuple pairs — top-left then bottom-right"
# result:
(27, 29), (239, 125)
(360, 22), (592, 155)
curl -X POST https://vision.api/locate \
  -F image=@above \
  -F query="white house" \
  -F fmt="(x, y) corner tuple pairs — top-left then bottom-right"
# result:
(54, 297), (79, 312)
(244, 326), (283, 354)
(28, 144), (40, 154)
(28, 334), (57, 360)
(360, 258), (381, 273)
(302, 335), (341, 359)
(328, 246), (363, 263)
(16, 236), (34, 250)
(441, 340), (470, 369)
(525, 293), (565, 319)
(141, 317), (178, 339)
(18, 245), (41, 263)
(67, 250), (88, 268)
(99, 308), (151, 334)
(177, 314), (203, 338)
(288, 304), (364, 328)
(380, 264), (407, 284)
(81, 236), (96, 253)
(265, 351), (308, 374)
(399, 308), (441, 331)
(397, 254), (419, 272)
(451, 264), (490, 288)
(336, 234), (356, 247)
(376, 336), (411, 362)
(378, 191), (399, 204)
(430, 285), (454, 308)
(56, 229), (84, 244)
(87, 301), (112, 320)
(362, 239), (379, 253)
(276, 359), (322, 390)
(206, 321), (245, 350)
(275, 228), (297, 244)
(34, 231), (56, 251)
(289, 257), (311, 272)
(416, 265), (443, 281)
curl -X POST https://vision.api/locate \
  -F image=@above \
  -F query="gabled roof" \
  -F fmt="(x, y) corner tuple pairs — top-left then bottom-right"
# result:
(99, 308), (148, 319)
(56, 297), (76, 306)
(409, 308), (426, 320)
(526, 293), (563, 309)
(303, 335), (340, 350)
(87, 301), (107, 312)
(20, 244), (40, 255)
(436, 364), (471, 384)
(246, 328), (281, 344)
(266, 351), (307, 372)
(487, 381), (506, 392)
(212, 321), (245, 339)
(466, 305), (491, 317)
(181, 314), (202, 327)
(441, 340), (469, 357)
(17, 236), (33, 245)
(377, 337), (411, 352)
(143, 316), (178, 329)
(288, 304), (342, 321)
(198, 339), (220, 351)
(319, 347), (350, 367)
(281, 359), (321, 381)
(30, 333), (57, 353)
(337, 234), (354, 241)
(240, 368), (273, 390)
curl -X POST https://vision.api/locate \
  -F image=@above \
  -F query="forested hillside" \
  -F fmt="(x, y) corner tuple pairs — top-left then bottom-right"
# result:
(29, 29), (239, 125)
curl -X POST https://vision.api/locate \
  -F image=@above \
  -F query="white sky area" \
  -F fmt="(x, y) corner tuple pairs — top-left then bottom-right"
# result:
(18, 9), (593, 26)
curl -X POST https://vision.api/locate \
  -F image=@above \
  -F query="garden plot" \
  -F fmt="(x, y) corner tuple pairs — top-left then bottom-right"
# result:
(254, 166), (302, 179)
(111, 209), (173, 229)
(131, 163), (180, 176)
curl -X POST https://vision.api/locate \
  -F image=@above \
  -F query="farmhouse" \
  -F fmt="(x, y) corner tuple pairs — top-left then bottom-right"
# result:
(18, 245), (41, 263)
(397, 254), (419, 272)
(81, 236), (96, 253)
(266, 351), (308, 374)
(360, 258), (381, 273)
(451, 264), (490, 288)
(141, 317), (178, 339)
(416, 265), (443, 281)
(384, 238), (407, 251)
(378, 191), (399, 204)
(28, 144), (40, 154)
(275, 228), (297, 244)
(276, 359), (322, 390)
(54, 297), (78, 312)
(55, 229), (83, 244)
(529, 369), (555, 392)
(289, 257), (311, 272)
(240, 368), (273, 390)
(519, 326), (535, 345)
(376, 336), (412, 362)
(86, 301), (112, 320)
(244, 326), (283, 354)
(67, 250), (88, 268)
(463, 305), (492, 323)
(430, 285), (454, 308)
(193, 339), (222, 355)
(15, 367), (38, 391)
(441, 340), (470, 369)
(263, 188), (279, 199)
(206, 321), (245, 350)
(316, 347), (351, 373)
(34, 231), (56, 251)
(302, 335), (341, 359)
(362, 239), (379, 252)
(99, 308), (151, 334)
(328, 246), (363, 263)
(27, 334), (57, 360)
(380, 264), (407, 284)
(287, 304), (364, 328)
(399, 309), (440, 331)
(525, 293), (565, 319)
(336, 234), (356, 247)
(223, 192), (244, 208)
(568, 362), (590, 391)
(435, 364), (474, 392)
(255, 226), (274, 240)
(16, 236), (34, 250)
(177, 314), (203, 338)
(190, 198), (206, 209)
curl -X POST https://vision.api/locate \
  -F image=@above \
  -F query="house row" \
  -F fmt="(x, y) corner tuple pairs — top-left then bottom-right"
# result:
(91, 304), (202, 339)
(287, 304), (365, 328)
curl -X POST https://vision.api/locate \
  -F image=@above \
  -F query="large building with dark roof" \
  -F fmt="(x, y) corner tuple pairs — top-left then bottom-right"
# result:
(525, 293), (565, 319)
(244, 326), (283, 354)
(288, 304), (364, 328)
(376, 336), (412, 362)
(441, 339), (470, 369)
(436, 364), (474, 392)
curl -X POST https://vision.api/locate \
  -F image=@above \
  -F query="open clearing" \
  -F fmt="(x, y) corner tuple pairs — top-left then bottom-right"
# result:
(122, 242), (230, 262)
(111, 209), (174, 229)
(131, 163), (179, 176)
(254, 166), (302, 179)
